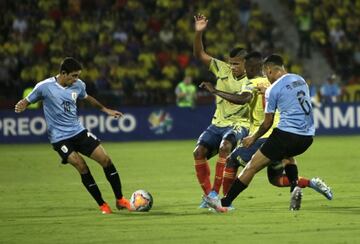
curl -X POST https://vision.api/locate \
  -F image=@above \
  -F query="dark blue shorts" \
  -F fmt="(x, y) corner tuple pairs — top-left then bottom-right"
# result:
(197, 124), (249, 159)
(227, 138), (267, 168)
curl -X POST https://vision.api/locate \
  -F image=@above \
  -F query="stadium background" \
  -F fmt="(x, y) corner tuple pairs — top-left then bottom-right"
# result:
(1, 0), (360, 244)
(1, 0), (360, 142)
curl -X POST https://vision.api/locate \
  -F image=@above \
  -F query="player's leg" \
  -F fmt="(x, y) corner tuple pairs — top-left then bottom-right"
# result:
(282, 157), (299, 192)
(67, 151), (111, 214)
(205, 149), (271, 212)
(76, 130), (131, 211)
(282, 131), (314, 192)
(212, 136), (233, 194)
(213, 149), (271, 210)
(214, 127), (248, 194)
(206, 130), (285, 211)
(267, 163), (333, 200)
(194, 125), (221, 196)
(223, 138), (266, 195)
(89, 144), (130, 210)
(222, 151), (240, 196)
(267, 161), (310, 188)
(282, 158), (303, 211)
(52, 136), (110, 214)
(193, 144), (211, 195)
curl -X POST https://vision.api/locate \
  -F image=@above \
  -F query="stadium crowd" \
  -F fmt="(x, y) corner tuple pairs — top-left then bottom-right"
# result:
(288, 0), (360, 103)
(1, 0), (358, 108)
(0, 0), (303, 108)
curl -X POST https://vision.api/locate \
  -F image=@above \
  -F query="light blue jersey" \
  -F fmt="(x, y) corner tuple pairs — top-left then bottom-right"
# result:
(265, 73), (315, 136)
(26, 77), (87, 143)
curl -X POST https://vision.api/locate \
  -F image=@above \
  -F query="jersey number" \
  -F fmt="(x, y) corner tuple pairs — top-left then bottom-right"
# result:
(297, 90), (311, 115)
(62, 101), (71, 113)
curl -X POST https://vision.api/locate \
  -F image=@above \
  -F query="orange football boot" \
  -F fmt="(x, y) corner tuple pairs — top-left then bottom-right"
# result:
(116, 197), (131, 211)
(99, 202), (112, 214)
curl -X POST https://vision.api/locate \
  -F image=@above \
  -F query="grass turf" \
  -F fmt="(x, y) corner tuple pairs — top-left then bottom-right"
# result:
(0, 136), (359, 243)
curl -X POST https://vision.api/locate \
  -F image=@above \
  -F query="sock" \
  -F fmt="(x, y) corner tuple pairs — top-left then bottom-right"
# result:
(222, 167), (237, 195)
(81, 172), (105, 206)
(212, 157), (226, 193)
(221, 178), (247, 207)
(195, 159), (211, 195)
(274, 175), (310, 188)
(298, 177), (310, 188)
(284, 164), (298, 192)
(103, 162), (123, 199)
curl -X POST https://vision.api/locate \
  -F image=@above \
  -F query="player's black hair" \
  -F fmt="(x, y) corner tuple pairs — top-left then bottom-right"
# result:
(229, 47), (248, 58)
(245, 51), (262, 61)
(60, 57), (82, 74)
(263, 54), (284, 66)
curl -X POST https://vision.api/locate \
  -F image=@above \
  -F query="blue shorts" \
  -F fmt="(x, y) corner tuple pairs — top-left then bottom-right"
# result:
(197, 124), (249, 159)
(227, 138), (267, 168)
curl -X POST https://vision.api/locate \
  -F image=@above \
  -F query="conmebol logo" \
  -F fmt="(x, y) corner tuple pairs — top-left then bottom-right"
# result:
(148, 110), (173, 135)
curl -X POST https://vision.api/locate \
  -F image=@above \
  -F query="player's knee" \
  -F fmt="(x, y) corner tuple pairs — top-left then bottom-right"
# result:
(244, 161), (260, 175)
(193, 146), (207, 160)
(74, 162), (89, 174)
(219, 142), (232, 156)
(100, 156), (112, 167)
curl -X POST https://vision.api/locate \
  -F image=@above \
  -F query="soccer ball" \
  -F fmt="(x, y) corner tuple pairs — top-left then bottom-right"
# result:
(130, 190), (153, 212)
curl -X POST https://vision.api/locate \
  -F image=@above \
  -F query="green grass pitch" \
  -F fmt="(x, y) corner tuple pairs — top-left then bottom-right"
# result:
(1, 136), (360, 244)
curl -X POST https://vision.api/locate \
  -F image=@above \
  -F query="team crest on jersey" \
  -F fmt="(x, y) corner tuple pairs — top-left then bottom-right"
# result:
(61, 145), (68, 153)
(71, 92), (78, 101)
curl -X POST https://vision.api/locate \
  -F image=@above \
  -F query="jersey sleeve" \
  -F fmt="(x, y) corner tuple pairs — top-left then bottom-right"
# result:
(240, 79), (255, 95)
(78, 80), (88, 99)
(209, 58), (230, 78)
(26, 82), (44, 103)
(264, 86), (277, 113)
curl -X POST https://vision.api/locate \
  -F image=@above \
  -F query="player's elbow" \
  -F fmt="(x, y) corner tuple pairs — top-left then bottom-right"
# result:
(234, 93), (252, 105)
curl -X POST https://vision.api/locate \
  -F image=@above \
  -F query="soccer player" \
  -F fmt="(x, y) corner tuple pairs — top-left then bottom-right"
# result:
(203, 51), (332, 202)
(14, 57), (131, 214)
(205, 54), (318, 212)
(193, 14), (252, 206)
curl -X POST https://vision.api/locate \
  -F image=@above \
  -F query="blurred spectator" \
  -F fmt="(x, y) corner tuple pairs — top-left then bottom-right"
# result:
(236, 0), (251, 28)
(320, 74), (341, 103)
(0, 0), (298, 107)
(296, 3), (312, 58)
(175, 76), (197, 108)
(306, 77), (321, 107)
(289, 0), (360, 84)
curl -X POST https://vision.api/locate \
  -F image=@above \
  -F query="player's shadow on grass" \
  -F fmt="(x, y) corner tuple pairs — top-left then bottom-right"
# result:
(306, 205), (360, 215)
(115, 210), (213, 217)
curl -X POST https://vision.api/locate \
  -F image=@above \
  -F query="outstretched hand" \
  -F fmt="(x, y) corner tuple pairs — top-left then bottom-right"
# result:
(103, 108), (123, 118)
(199, 81), (216, 93)
(194, 14), (208, 32)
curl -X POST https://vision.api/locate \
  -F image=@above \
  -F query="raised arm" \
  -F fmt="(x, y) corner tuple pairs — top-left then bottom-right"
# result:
(193, 14), (212, 67)
(199, 81), (253, 105)
(84, 95), (123, 118)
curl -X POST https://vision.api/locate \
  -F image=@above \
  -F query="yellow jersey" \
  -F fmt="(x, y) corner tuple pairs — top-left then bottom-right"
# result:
(209, 58), (250, 129)
(247, 77), (279, 138)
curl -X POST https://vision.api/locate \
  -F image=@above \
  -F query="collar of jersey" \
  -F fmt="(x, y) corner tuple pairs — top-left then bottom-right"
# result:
(54, 76), (68, 90)
(233, 73), (246, 81)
